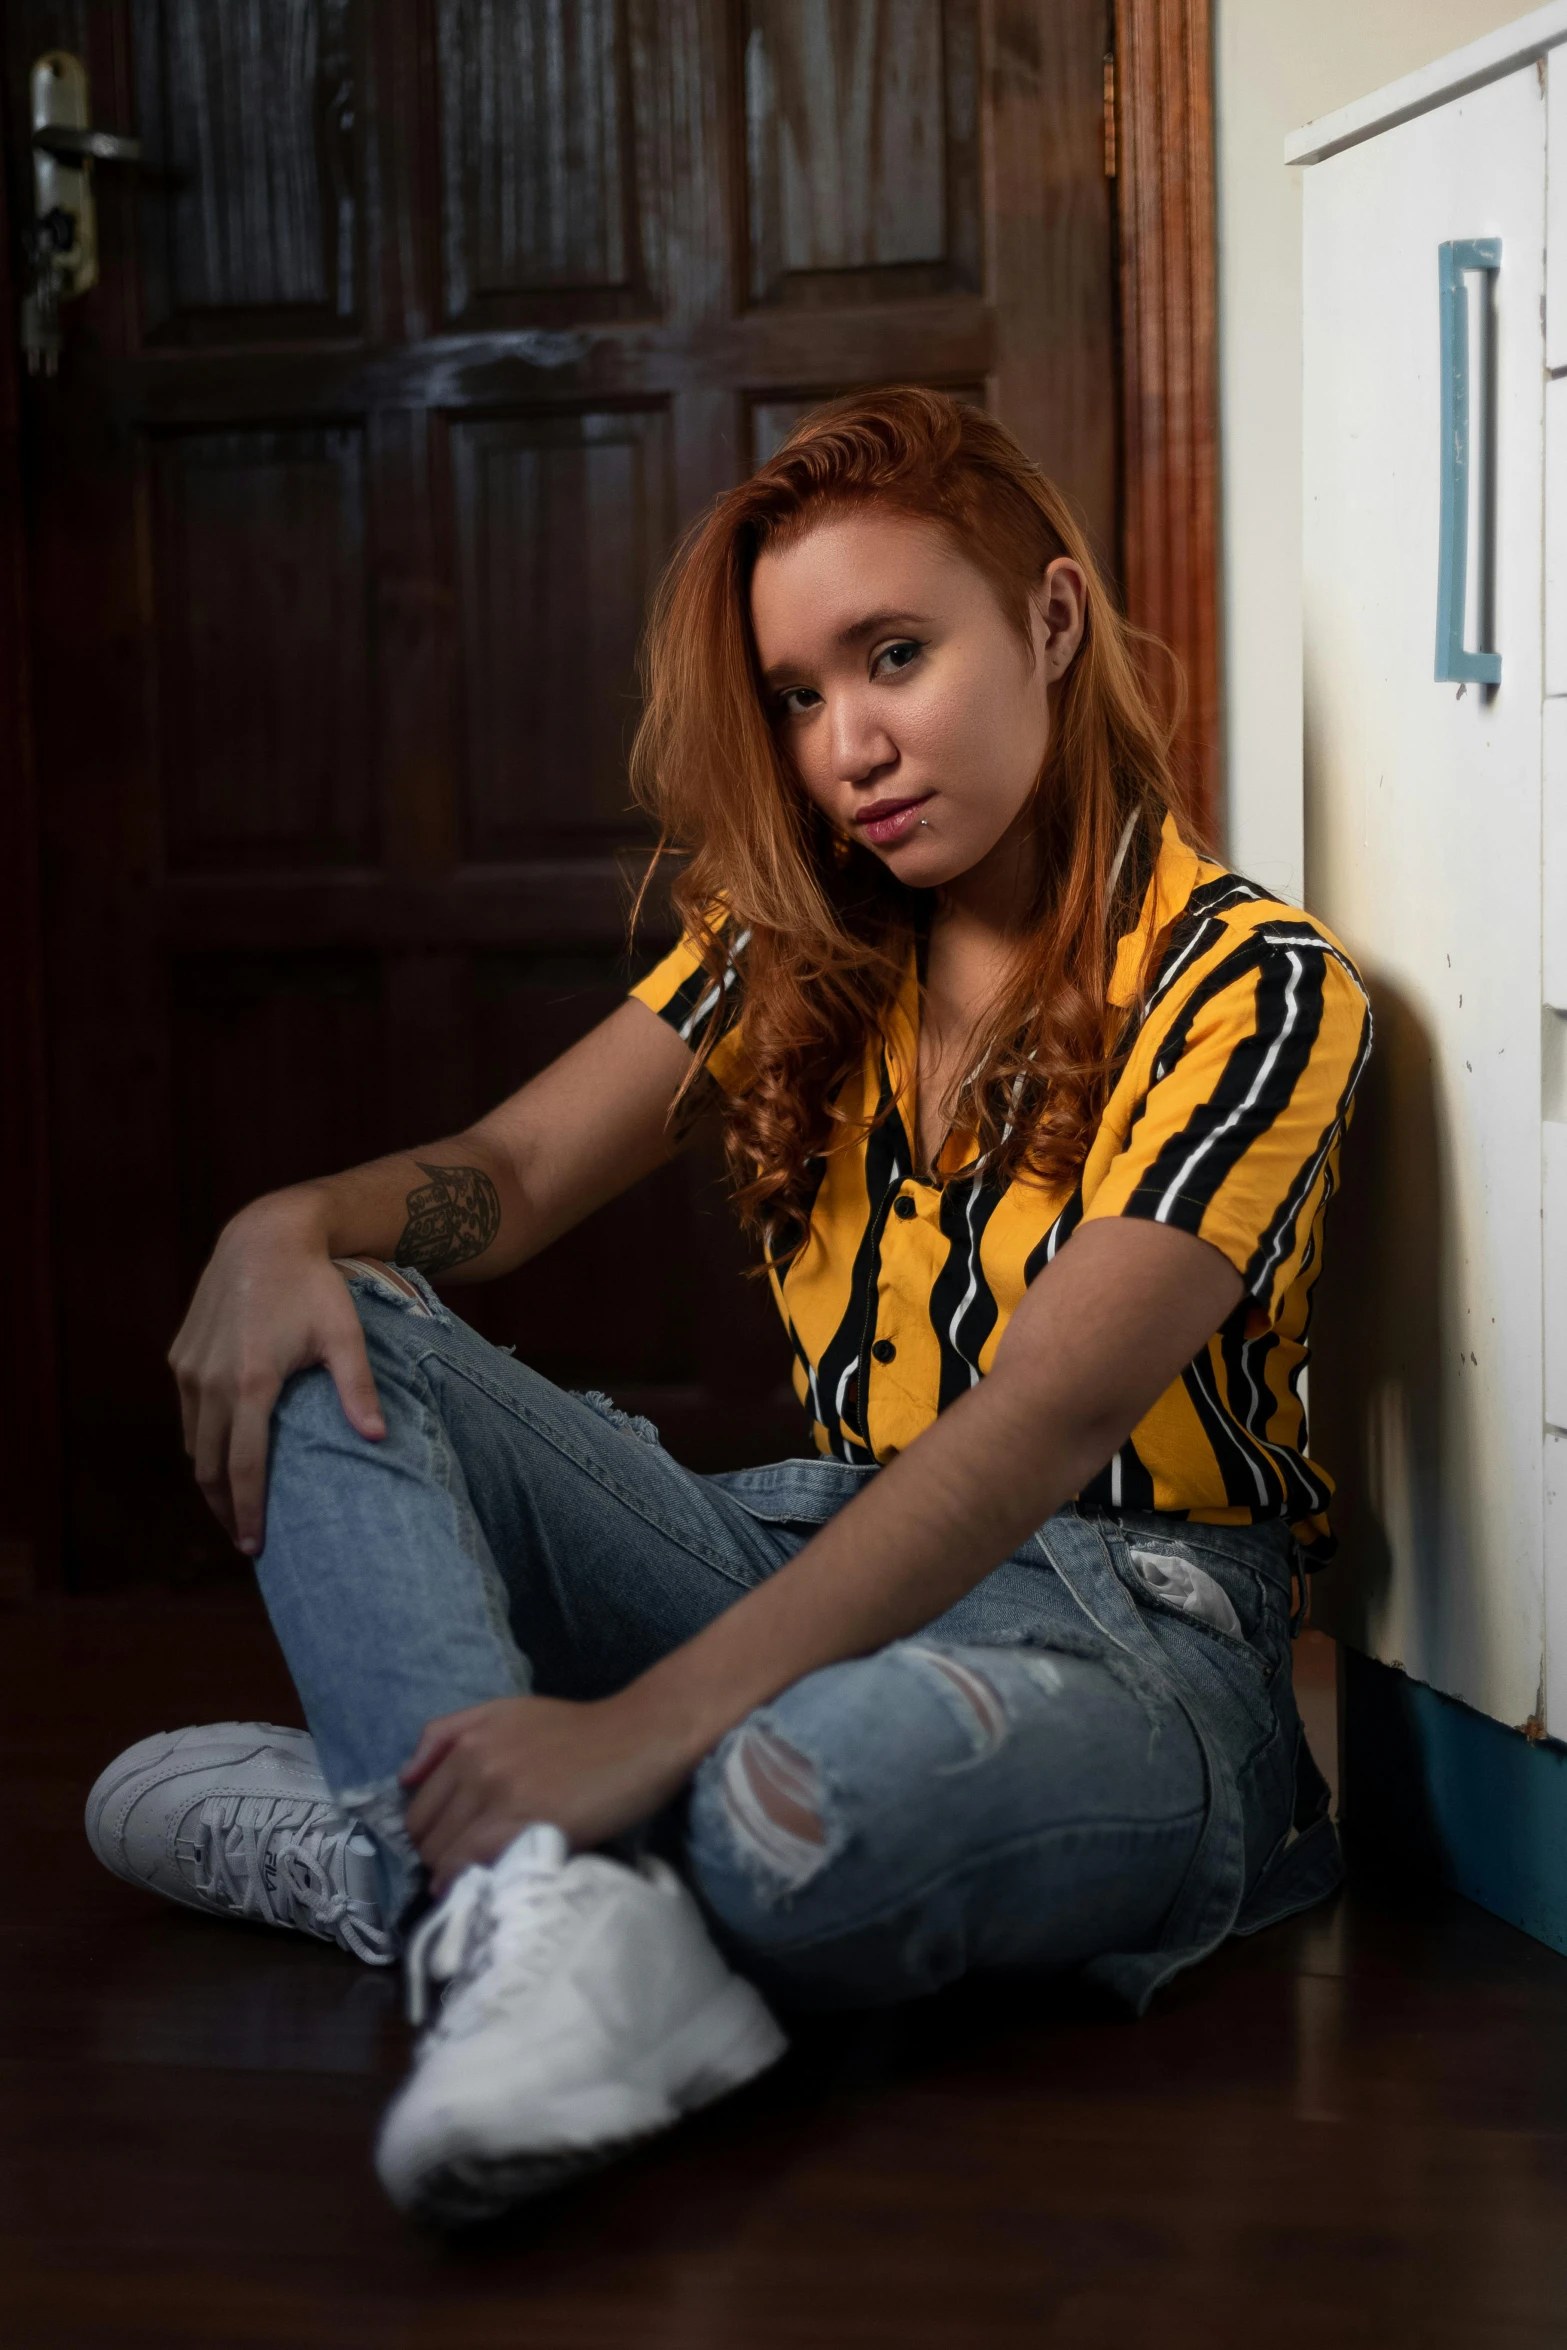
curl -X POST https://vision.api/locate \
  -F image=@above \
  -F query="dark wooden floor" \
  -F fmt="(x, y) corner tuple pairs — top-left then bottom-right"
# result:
(5, 1600), (1566, 2350)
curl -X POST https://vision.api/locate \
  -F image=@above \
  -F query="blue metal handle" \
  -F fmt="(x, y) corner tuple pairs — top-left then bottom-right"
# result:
(1436, 237), (1503, 685)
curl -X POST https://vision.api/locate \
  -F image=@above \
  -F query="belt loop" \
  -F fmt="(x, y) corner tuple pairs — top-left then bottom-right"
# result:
(1289, 1553), (1312, 1637)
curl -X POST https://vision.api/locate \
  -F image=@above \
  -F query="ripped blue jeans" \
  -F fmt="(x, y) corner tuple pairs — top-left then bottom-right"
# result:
(256, 1264), (1339, 2015)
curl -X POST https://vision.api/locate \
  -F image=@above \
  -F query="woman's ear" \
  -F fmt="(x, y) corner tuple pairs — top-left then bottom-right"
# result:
(1035, 558), (1087, 681)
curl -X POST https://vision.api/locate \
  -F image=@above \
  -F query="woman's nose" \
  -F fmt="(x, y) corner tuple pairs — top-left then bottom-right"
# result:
(829, 693), (897, 787)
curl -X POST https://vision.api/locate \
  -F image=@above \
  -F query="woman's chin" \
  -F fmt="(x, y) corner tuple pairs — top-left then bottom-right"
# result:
(872, 833), (992, 890)
(872, 841), (951, 885)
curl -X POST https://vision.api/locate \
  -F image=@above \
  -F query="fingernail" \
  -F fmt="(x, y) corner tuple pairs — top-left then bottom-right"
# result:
(238, 1538), (258, 1558)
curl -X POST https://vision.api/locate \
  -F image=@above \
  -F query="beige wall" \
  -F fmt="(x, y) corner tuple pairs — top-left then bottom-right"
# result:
(1215, 0), (1527, 899)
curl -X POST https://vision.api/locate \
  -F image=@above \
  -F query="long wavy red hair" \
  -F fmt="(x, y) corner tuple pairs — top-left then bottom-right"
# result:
(629, 388), (1205, 1253)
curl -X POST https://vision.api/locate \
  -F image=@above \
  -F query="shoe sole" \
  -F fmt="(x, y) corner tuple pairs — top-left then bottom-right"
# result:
(83, 1721), (320, 1897)
(388, 1973), (790, 2227)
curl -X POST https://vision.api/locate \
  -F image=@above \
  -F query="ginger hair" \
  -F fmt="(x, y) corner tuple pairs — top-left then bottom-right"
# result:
(629, 387), (1205, 1253)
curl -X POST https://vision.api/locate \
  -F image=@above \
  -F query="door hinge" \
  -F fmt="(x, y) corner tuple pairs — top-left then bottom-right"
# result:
(1103, 51), (1118, 179)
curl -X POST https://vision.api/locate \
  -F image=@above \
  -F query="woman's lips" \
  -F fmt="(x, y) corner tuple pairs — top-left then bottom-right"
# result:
(855, 796), (932, 847)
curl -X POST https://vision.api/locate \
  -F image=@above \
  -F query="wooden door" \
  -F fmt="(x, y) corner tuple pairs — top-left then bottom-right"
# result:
(3, 0), (1117, 1590)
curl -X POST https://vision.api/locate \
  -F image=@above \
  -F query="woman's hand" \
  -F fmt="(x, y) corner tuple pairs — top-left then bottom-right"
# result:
(400, 1691), (695, 1891)
(168, 1193), (385, 1557)
(166, 1005), (703, 1562)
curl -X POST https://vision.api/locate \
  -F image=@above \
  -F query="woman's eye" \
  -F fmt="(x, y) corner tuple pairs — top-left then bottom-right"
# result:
(777, 686), (821, 718)
(873, 639), (923, 678)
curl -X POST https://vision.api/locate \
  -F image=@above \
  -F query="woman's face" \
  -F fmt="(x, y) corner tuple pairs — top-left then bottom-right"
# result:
(749, 507), (1085, 895)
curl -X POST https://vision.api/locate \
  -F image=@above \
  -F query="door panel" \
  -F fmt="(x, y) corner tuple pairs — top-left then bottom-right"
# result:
(742, 0), (980, 308)
(5, 0), (1117, 1587)
(149, 425), (375, 868)
(132, 0), (362, 339)
(437, 0), (656, 327)
(171, 948), (391, 1268)
(449, 403), (671, 856)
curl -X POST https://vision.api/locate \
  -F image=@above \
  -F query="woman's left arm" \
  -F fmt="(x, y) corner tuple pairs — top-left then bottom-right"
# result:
(403, 1217), (1242, 1888)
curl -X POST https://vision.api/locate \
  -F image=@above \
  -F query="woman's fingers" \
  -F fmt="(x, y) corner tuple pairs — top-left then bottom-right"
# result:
(226, 1377), (279, 1556)
(405, 1755), (490, 1863)
(171, 1358), (200, 1459)
(402, 1698), (504, 1785)
(423, 1789), (533, 1891)
(399, 1696), (669, 1883)
(322, 1318), (386, 1443)
(401, 1717), (464, 1788)
(430, 1817), (520, 1895)
(190, 1391), (238, 1544)
(404, 1705), (536, 1855)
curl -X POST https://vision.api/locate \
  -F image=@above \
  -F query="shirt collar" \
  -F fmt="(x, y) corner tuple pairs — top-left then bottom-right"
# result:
(881, 812), (1208, 1178)
(1106, 813), (1205, 1008)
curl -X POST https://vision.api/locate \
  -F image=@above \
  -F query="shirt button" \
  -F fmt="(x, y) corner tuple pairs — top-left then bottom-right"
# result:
(893, 1195), (916, 1219)
(871, 1338), (897, 1363)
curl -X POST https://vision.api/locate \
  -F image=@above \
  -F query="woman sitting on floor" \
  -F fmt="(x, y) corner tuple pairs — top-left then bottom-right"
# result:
(85, 389), (1368, 2226)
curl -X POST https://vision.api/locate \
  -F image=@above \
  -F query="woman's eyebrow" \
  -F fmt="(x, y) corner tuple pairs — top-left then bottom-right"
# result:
(760, 610), (932, 685)
(836, 608), (932, 646)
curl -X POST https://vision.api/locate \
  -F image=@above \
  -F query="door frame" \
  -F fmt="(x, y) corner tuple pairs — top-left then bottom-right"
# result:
(0, 131), (60, 1598)
(1116, 0), (1221, 828)
(0, 1), (1221, 1591)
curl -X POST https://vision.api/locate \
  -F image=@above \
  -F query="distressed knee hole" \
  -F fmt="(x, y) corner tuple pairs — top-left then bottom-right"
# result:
(716, 1723), (834, 1894)
(574, 1389), (663, 1448)
(333, 1258), (436, 1316)
(905, 1646), (1010, 1759)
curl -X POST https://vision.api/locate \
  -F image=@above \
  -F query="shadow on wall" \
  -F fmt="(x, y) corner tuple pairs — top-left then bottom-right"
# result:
(1309, 976), (1444, 1660)
(1311, 975), (1453, 1872)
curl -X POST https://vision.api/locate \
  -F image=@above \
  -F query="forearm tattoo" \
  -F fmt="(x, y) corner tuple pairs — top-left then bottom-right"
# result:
(393, 1162), (501, 1276)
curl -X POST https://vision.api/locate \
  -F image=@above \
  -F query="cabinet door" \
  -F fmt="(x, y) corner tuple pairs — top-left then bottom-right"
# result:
(1303, 65), (1546, 1727)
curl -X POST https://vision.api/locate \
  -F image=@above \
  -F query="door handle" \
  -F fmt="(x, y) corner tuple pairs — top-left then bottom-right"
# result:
(1436, 237), (1503, 685)
(22, 51), (142, 376)
(32, 125), (142, 166)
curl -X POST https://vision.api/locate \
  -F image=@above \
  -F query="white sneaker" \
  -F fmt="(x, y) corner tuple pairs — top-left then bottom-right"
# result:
(84, 1721), (395, 1965)
(375, 1823), (788, 2224)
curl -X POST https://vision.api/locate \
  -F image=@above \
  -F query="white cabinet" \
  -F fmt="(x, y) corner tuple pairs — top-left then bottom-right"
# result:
(1545, 699), (1567, 1008)
(1294, 33), (1554, 1729)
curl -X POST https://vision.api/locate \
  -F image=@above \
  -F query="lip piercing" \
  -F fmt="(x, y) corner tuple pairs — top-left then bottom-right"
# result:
(919, 818), (930, 827)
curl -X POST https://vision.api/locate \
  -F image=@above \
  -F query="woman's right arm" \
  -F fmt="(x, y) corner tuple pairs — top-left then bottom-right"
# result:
(170, 997), (699, 1557)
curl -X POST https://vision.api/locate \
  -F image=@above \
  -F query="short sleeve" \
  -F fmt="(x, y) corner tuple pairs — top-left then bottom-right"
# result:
(1080, 933), (1372, 1317)
(628, 919), (754, 1095)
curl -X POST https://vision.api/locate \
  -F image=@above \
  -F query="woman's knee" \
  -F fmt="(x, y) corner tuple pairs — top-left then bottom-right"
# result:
(272, 1358), (349, 1446)
(684, 1641), (1069, 1916)
(681, 1637), (1207, 2000)
(681, 1710), (859, 2004)
(681, 1647), (949, 1975)
(271, 1295), (433, 1459)
(335, 1261), (447, 1365)
(682, 1679), (986, 2008)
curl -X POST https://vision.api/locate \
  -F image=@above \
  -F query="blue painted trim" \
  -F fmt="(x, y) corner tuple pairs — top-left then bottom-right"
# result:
(1435, 236), (1503, 686)
(1342, 1648), (1567, 1955)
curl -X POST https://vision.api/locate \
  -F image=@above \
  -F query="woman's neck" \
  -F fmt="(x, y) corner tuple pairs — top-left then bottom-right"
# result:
(930, 799), (1041, 967)
(915, 815), (1041, 1172)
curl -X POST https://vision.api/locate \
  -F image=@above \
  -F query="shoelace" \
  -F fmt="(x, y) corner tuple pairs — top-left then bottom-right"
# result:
(178, 1795), (395, 1966)
(403, 1831), (596, 2033)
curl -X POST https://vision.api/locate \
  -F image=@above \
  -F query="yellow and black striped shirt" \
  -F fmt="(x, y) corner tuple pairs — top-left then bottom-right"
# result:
(632, 821), (1372, 1554)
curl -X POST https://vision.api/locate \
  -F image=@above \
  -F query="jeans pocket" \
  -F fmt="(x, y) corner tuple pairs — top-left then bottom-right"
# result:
(1114, 1537), (1275, 1683)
